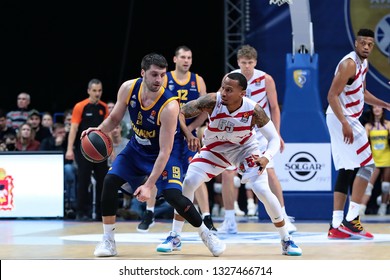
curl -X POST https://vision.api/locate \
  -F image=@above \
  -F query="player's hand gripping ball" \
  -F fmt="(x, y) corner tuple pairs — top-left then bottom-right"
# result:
(81, 130), (113, 163)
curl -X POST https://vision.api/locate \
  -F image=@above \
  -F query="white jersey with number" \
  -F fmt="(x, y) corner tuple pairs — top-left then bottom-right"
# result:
(193, 92), (263, 183)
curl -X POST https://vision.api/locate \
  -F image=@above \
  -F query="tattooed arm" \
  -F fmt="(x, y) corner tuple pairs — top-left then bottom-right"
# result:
(252, 104), (281, 172)
(181, 92), (217, 119)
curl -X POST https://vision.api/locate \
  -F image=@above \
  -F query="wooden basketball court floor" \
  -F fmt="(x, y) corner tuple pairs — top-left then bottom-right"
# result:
(1, 216), (390, 260)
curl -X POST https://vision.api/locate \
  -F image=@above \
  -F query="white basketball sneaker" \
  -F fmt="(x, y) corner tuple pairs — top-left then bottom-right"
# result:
(218, 219), (238, 234)
(94, 238), (117, 257)
(200, 230), (226, 257)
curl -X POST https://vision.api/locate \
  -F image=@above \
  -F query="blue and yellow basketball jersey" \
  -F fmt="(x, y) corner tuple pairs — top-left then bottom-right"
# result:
(165, 71), (202, 173)
(108, 78), (183, 192)
(165, 71), (201, 129)
(127, 78), (182, 155)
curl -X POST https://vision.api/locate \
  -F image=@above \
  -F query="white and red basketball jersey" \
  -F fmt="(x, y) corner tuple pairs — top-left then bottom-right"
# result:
(202, 92), (257, 154)
(326, 51), (368, 118)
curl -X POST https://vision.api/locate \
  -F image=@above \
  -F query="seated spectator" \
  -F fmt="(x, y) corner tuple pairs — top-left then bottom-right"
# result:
(39, 122), (67, 151)
(0, 109), (16, 140)
(27, 109), (52, 142)
(15, 123), (40, 151)
(6, 92), (31, 131)
(63, 109), (73, 134)
(107, 101), (130, 138)
(41, 112), (54, 133)
(0, 133), (17, 151)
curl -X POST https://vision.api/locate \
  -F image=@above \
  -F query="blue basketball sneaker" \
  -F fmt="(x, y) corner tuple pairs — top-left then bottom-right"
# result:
(156, 231), (182, 253)
(281, 236), (302, 256)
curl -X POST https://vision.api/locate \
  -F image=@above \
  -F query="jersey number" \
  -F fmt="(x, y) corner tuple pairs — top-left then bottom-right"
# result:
(217, 120), (234, 133)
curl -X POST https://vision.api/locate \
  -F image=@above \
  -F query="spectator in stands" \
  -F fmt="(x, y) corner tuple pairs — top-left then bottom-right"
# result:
(27, 109), (52, 142)
(15, 122), (40, 151)
(0, 133), (17, 151)
(0, 109), (16, 140)
(63, 109), (72, 134)
(107, 100), (129, 138)
(360, 105), (390, 216)
(6, 92), (31, 131)
(39, 122), (67, 151)
(41, 112), (54, 133)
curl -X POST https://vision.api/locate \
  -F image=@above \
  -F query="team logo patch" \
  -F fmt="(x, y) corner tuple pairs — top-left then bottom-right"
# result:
(0, 168), (14, 211)
(346, 0), (390, 86)
(293, 70), (308, 88)
(161, 170), (168, 180)
(240, 112), (250, 123)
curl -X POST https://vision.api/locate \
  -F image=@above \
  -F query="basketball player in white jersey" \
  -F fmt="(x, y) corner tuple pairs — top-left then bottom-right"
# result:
(157, 72), (302, 256)
(326, 28), (390, 239)
(219, 45), (297, 234)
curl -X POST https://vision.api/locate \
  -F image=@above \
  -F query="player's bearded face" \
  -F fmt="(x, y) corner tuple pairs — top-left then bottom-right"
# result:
(143, 67), (166, 92)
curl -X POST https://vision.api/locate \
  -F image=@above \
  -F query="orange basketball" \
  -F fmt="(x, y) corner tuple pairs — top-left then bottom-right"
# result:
(81, 130), (113, 163)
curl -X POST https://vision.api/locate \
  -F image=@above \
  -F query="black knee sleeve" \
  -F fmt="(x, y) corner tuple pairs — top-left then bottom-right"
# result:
(334, 169), (357, 194)
(163, 188), (202, 227)
(101, 174), (126, 216)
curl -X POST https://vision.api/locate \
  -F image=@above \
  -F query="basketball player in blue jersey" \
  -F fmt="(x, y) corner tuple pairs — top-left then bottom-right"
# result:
(82, 53), (225, 257)
(139, 46), (217, 234)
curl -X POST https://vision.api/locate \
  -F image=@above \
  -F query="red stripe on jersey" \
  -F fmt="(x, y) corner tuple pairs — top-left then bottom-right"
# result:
(354, 69), (361, 81)
(201, 145), (232, 165)
(207, 125), (251, 132)
(191, 157), (227, 169)
(360, 154), (373, 167)
(239, 133), (252, 145)
(250, 75), (265, 84)
(209, 112), (231, 121)
(209, 111), (253, 121)
(345, 99), (361, 108)
(251, 87), (265, 96)
(345, 84), (362, 95)
(235, 111), (253, 118)
(350, 107), (364, 118)
(356, 141), (370, 155)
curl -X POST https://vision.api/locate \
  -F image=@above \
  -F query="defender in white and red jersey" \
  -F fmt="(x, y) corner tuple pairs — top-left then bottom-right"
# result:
(224, 45), (296, 235)
(159, 72), (302, 256)
(326, 28), (390, 240)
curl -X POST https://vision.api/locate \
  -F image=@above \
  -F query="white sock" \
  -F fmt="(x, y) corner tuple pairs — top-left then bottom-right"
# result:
(281, 206), (288, 218)
(146, 206), (154, 213)
(332, 210), (344, 228)
(103, 224), (115, 240)
(276, 224), (289, 240)
(345, 201), (360, 221)
(202, 212), (210, 219)
(198, 223), (209, 235)
(172, 219), (185, 234)
(224, 209), (235, 220)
